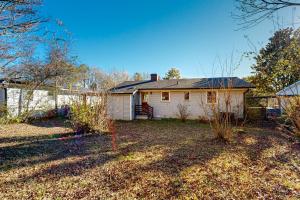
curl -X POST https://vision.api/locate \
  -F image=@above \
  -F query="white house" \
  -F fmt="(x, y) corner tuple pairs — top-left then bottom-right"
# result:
(276, 80), (300, 112)
(0, 79), (98, 117)
(108, 74), (254, 120)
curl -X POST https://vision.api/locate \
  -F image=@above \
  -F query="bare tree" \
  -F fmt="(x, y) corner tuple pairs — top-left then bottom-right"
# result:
(234, 0), (300, 29)
(88, 68), (129, 90)
(8, 31), (73, 87)
(109, 70), (130, 87)
(0, 0), (44, 35)
(2, 30), (79, 120)
(87, 68), (110, 90)
(0, 0), (45, 73)
(132, 72), (149, 81)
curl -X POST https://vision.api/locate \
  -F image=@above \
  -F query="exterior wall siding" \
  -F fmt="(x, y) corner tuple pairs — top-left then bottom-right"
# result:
(57, 94), (79, 107)
(108, 94), (132, 120)
(6, 88), (20, 116)
(217, 90), (245, 118)
(6, 88), (56, 117)
(143, 90), (245, 119)
(4, 88), (99, 117)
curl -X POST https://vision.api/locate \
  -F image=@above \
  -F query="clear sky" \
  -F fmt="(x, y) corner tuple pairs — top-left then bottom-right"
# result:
(41, 0), (298, 78)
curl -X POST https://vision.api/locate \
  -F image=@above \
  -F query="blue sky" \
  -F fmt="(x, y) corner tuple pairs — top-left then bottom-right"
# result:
(41, 0), (298, 78)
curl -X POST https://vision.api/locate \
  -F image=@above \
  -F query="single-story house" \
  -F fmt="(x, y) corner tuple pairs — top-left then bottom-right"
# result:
(108, 74), (254, 120)
(276, 80), (300, 112)
(0, 79), (98, 117)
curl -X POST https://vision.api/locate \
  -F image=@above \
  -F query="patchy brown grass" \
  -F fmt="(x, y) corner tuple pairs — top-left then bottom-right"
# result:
(0, 119), (299, 199)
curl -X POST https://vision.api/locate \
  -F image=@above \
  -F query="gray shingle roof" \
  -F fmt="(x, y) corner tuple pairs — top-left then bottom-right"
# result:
(111, 77), (254, 94)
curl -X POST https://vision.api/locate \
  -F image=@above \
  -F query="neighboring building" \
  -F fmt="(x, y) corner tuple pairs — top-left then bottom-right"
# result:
(0, 79), (97, 117)
(276, 81), (300, 112)
(108, 74), (254, 120)
(277, 81), (300, 96)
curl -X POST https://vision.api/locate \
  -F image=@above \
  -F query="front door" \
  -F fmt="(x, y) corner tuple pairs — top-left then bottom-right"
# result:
(141, 92), (149, 114)
(141, 92), (149, 106)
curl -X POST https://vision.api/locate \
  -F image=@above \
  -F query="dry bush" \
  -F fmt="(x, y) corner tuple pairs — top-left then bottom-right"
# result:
(177, 103), (190, 122)
(210, 107), (234, 141)
(277, 82), (300, 137)
(0, 104), (23, 124)
(198, 116), (210, 123)
(280, 96), (300, 136)
(199, 79), (244, 142)
(69, 92), (110, 134)
(0, 104), (7, 117)
(196, 55), (247, 142)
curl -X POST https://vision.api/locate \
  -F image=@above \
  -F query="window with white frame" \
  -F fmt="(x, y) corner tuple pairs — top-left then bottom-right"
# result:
(161, 92), (170, 102)
(184, 92), (190, 101)
(207, 91), (217, 104)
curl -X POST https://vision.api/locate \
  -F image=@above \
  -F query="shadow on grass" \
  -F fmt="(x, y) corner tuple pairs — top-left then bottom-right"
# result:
(0, 133), (112, 173)
(1, 119), (297, 199)
(0, 134), (55, 144)
(96, 121), (296, 198)
(28, 117), (71, 128)
(0, 131), (80, 144)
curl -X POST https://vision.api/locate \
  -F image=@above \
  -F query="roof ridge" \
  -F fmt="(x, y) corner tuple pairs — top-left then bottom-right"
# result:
(156, 77), (239, 81)
(111, 77), (253, 94)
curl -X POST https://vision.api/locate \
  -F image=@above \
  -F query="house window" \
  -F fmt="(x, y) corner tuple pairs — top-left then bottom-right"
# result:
(161, 92), (170, 102)
(207, 91), (217, 104)
(184, 92), (190, 101)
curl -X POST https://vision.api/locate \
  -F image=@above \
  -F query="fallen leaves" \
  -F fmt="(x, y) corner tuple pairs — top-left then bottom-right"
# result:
(0, 119), (299, 199)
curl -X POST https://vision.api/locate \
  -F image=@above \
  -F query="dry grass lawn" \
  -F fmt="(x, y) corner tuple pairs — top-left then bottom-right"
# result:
(0, 119), (300, 199)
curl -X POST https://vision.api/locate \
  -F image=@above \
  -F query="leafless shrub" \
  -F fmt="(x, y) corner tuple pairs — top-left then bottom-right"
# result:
(69, 92), (110, 134)
(279, 96), (300, 137)
(200, 87), (236, 142)
(198, 116), (210, 124)
(177, 103), (190, 122)
(198, 56), (245, 142)
(287, 98), (300, 136)
(68, 70), (124, 134)
(276, 81), (300, 137)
